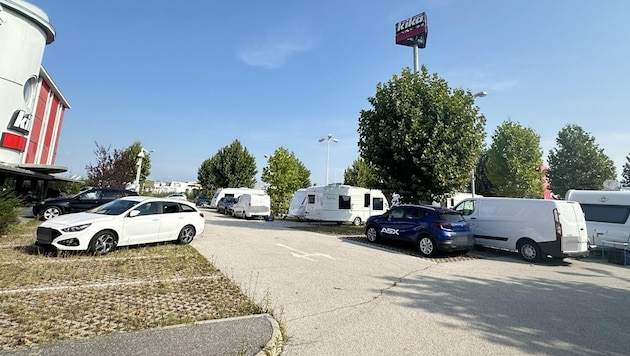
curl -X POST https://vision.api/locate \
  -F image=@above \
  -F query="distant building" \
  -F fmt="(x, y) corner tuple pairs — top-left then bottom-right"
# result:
(0, 1), (71, 198)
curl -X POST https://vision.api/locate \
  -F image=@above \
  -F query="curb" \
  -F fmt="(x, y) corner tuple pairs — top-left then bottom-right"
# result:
(257, 314), (283, 356)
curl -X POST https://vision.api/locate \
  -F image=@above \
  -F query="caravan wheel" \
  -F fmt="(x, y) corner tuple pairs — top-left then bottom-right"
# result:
(352, 217), (362, 226)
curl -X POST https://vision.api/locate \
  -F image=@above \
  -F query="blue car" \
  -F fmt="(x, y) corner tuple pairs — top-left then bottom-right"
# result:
(364, 204), (474, 257)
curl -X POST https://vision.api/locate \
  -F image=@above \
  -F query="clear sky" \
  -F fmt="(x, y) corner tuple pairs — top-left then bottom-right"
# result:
(30, 0), (630, 186)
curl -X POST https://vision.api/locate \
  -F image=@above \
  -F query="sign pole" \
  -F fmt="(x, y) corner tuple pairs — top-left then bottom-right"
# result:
(412, 44), (419, 73)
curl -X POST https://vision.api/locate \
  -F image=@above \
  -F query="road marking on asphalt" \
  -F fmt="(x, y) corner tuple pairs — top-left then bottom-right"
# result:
(276, 243), (335, 261)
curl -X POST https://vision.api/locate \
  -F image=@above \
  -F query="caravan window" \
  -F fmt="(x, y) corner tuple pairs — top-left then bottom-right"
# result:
(373, 197), (384, 210)
(307, 194), (315, 204)
(339, 195), (351, 209)
(580, 204), (630, 224)
(364, 194), (371, 207)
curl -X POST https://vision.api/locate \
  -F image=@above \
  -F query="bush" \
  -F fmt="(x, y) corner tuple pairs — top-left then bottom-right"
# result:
(0, 195), (20, 235)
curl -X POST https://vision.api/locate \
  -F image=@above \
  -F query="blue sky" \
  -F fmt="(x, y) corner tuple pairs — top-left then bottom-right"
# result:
(30, 0), (630, 186)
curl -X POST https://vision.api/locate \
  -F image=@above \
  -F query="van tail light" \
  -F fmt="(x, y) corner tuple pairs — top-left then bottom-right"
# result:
(553, 208), (562, 239)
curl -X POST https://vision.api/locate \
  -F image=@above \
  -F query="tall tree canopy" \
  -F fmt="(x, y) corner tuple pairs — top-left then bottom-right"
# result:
(474, 149), (496, 197)
(547, 125), (616, 197)
(85, 142), (136, 188)
(261, 147), (311, 214)
(343, 158), (378, 188)
(197, 140), (257, 192)
(357, 66), (486, 203)
(485, 120), (544, 198)
(621, 154), (630, 186)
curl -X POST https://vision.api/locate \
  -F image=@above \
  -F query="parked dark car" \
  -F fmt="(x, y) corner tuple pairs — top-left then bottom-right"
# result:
(217, 196), (238, 215)
(364, 204), (474, 257)
(193, 194), (210, 207)
(32, 188), (139, 221)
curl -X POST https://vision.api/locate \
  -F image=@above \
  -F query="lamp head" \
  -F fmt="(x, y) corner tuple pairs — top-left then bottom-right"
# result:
(318, 138), (325, 142)
(473, 91), (488, 98)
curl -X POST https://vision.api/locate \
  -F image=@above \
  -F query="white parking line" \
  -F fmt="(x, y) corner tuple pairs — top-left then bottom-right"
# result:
(0, 275), (220, 295)
(275, 243), (335, 261)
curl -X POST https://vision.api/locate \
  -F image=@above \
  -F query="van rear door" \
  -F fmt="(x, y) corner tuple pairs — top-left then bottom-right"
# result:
(556, 201), (589, 254)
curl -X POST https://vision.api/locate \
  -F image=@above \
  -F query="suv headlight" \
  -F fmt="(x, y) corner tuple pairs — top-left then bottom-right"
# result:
(61, 223), (92, 233)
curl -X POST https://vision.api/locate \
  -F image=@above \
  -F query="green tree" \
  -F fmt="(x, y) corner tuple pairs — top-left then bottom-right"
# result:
(343, 158), (378, 188)
(357, 66), (486, 203)
(621, 154), (630, 186)
(485, 120), (544, 198)
(547, 124), (616, 197)
(124, 141), (152, 191)
(197, 140), (257, 191)
(474, 149), (497, 196)
(261, 147), (311, 214)
(85, 142), (136, 188)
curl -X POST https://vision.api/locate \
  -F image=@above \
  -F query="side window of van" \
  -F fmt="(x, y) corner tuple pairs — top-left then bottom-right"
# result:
(456, 200), (475, 215)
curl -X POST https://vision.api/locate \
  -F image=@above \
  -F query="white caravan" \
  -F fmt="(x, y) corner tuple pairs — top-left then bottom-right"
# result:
(454, 197), (589, 262)
(209, 188), (265, 209)
(565, 189), (630, 248)
(302, 185), (389, 225)
(287, 188), (308, 220)
(231, 193), (271, 219)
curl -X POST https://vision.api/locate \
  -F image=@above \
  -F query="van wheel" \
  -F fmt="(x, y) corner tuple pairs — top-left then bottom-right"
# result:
(517, 239), (541, 262)
(418, 235), (438, 257)
(352, 217), (362, 226)
(366, 226), (380, 242)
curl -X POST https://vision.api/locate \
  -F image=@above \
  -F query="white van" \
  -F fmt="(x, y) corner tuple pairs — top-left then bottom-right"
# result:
(209, 188), (265, 209)
(565, 189), (630, 248)
(231, 193), (271, 219)
(454, 197), (589, 262)
(302, 185), (389, 226)
(287, 188), (307, 220)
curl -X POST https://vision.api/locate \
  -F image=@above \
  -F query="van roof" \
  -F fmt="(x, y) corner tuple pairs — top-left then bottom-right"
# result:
(566, 189), (630, 205)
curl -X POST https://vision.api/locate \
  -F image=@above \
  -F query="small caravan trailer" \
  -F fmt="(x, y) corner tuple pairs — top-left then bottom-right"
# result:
(302, 185), (389, 225)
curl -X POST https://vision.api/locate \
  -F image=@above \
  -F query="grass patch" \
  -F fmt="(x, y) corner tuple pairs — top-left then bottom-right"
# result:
(0, 222), (263, 351)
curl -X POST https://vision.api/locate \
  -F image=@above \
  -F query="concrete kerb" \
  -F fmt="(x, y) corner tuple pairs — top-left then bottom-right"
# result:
(257, 314), (283, 356)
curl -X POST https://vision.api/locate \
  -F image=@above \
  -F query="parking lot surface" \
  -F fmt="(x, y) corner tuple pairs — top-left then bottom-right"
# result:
(194, 211), (630, 355)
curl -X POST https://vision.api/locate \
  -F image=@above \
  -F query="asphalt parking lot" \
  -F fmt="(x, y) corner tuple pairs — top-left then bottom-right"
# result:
(194, 210), (630, 355)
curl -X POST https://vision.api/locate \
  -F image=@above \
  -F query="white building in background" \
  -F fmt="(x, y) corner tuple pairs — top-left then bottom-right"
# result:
(145, 181), (200, 194)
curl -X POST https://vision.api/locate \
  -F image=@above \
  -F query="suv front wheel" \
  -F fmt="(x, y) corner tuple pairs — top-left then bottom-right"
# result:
(41, 206), (63, 220)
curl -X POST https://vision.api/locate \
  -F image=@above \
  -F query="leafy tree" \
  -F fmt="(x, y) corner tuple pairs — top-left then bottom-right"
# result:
(124, 141), (152, 191)
(474, 149), (497, 196)
(547, 125), (616, 197)
(85, 142), (136, 188)
(197, 140), (257, 191)
(621, 154), (630, 186)
(357, 66), (486, 203)
(261, 147), (311, 214)
(343, 158), (378, 188)
(485, 120), (544, 198)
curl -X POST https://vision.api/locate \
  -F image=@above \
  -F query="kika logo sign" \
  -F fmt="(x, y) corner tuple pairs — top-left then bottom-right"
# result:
(395, 12), (428, 48)
(8, 110), (33, 135)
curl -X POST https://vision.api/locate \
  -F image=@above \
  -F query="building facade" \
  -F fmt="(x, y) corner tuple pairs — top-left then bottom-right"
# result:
(0, 1), (70, 198)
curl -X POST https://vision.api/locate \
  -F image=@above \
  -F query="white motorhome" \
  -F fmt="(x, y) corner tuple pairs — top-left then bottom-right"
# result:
(454, 197), (589, 262)
(287, 188), (308, 220)
(209, 188), (265, 209)
(565, 189), (630, 248)
(231, 193), (271, 219)
(302, 185), (389, 225)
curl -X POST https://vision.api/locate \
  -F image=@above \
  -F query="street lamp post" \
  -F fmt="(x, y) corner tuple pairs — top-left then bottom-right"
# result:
(471, 91), (487, 197)
(318, 134), (338, 186)
(134, 148), (154, 193)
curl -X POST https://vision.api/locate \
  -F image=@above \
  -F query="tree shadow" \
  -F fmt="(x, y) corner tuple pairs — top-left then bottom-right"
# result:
(370, 271), (630, 355)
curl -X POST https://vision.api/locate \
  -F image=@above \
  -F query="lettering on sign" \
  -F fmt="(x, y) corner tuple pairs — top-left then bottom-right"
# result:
(8, 110), (32, 135)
